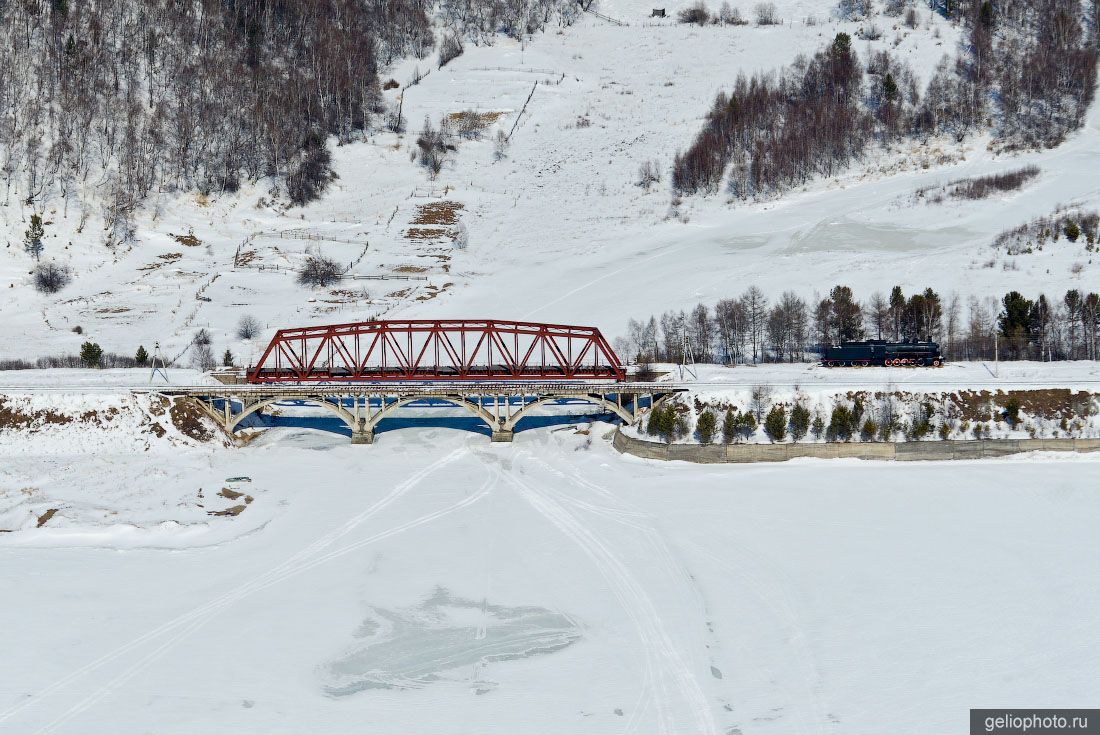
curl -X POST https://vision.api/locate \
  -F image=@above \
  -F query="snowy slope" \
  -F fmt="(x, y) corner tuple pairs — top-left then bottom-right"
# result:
(11, 0), (1090, 364)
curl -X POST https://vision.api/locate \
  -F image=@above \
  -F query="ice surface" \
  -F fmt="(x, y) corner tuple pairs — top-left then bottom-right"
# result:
(323, 588), (581, 694)
(2, 425), (1099, 734)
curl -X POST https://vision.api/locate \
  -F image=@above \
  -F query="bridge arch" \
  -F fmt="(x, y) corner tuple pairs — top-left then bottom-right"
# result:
(226, 395), (357, 434)
(502, 393), (635, 431)
(365, 395), (501, 433)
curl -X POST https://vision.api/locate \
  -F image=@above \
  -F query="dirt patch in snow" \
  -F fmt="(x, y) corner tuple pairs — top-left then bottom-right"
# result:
(36, 508), (58, 527)
(0, 398), (74, 429)
(171, 231), (202, 247)
(410, 201), (463, 226)
(951, 389), (1096, 422)
(169, 398), (215, 442)
(208, 504), (246, 517)
(405, 226), (450, 240)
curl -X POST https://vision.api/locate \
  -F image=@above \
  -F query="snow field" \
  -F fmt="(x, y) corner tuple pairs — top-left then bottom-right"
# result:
(1, 426), (1098, 734)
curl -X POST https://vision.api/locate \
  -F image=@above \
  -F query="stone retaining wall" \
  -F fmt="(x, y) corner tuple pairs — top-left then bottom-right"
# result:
(612, 430), (1100, 463)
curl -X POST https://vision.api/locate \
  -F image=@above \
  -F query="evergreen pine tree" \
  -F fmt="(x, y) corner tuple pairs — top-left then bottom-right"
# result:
(738, 411), (757, 440)
(979, 0), (993, 28)
(24, 214), (45, 262)
(764, 406), (787, 442)
(1064, 220), (1081, 242)
(722, 410), (737, 444)
(883, 73), (899, 103)
(789, 403), (810, 441)
(223, 349), (235, 367)
(135, 345), (148, 366)
(80, 341), (103, 368)
(696, 410), (717, 444)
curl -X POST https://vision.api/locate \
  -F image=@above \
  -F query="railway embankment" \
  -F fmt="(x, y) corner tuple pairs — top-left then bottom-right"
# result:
(619, 378), (1100, 462)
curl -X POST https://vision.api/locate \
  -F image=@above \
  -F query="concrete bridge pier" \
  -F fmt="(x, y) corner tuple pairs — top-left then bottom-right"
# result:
(491, 429), (514, 443)
(351, 430), (375, 445)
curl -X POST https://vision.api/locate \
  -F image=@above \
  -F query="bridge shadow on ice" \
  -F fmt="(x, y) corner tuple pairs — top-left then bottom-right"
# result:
(236, 398), (619, 440)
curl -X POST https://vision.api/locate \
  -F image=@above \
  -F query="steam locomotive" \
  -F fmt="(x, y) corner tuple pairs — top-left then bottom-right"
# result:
(821, 339), (944, 367)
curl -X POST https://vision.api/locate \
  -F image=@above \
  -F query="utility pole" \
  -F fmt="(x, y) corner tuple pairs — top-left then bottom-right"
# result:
(678, 315), (697, 380)
(149, 341), (170, 384)
(993, 330), (999, 378)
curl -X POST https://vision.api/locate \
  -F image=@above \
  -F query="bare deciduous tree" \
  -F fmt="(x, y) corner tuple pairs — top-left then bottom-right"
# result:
(33, 262), (71, 294)
(297, 255), (344, 288)
(237, 315), (261, 340)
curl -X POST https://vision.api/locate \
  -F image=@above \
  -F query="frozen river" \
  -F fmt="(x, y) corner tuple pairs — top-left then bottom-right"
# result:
(2, 426), (1099, 734)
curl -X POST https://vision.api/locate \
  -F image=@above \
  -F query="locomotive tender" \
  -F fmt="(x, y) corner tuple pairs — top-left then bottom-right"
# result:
(821, 339), (944, 367)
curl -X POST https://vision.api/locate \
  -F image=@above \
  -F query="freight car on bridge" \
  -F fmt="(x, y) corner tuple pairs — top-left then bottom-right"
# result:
(822, 339), (944, 367)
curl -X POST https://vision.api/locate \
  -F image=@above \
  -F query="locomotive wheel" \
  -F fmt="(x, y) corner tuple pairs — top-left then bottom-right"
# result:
(933, 359), (942, 367)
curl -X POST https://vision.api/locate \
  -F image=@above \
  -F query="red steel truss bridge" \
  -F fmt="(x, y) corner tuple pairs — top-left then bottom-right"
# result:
(248, 319), (626, 383)
(168, 319), (683, 444)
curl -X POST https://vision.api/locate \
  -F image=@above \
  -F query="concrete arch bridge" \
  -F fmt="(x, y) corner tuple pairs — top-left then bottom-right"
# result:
(169, 319), (683, 444)
(170, 382), (679, 444)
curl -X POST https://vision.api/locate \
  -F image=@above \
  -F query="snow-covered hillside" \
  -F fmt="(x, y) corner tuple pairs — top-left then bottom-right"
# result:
(8, 0), (1099, 366)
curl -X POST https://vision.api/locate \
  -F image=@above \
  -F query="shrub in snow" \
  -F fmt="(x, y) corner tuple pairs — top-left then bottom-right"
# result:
(438, 33), (463, 68)
(677, 1), (710, 25)
(297, 255), (344, 288)
(237, 314), (261, 340)
(754, 2), (780, 25)
(33, 262), (71, 293)
(416, 116), (453, 178)
(835, 0), (872, 20)
(191, 343), (216, 372)
(719, 2), (747, 25)
(193, 328), (212, 346)
(637, 160), (661, 190)
(452, 222), (469, 249)
(493, 130), (509, 161)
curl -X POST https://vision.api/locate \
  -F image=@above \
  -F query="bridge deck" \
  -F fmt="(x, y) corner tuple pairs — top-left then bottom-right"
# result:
(141, 382), (686, 397)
